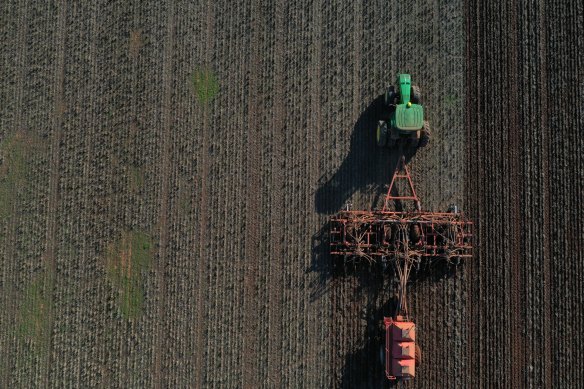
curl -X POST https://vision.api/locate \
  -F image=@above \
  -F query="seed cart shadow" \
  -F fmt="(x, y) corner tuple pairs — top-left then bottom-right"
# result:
(339, 297), (398, 389)
(310, 235), (460, 387)
(312, 253), (457, 388)
(341, 265), (462, 386)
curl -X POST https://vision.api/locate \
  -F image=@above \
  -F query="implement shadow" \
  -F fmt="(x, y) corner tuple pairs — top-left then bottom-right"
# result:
(337, 260), (463, 388)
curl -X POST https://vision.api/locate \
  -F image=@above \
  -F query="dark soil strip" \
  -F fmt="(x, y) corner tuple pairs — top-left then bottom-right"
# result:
(41, 2), (67, 387)
(242, 0), (261, 386)
(153, 3), (175, 387)
(506, 0), (526, 387)
(466, 1), (526, 386)
(464, 1), (478, 385)
(464, 0), (573, 386)
(547, 2), (584, 386)
(267, 1), (285, 386)
(537, 1), (552, 388)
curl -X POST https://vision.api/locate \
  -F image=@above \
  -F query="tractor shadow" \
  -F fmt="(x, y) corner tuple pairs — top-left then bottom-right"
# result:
(309, 94), (391, 301)
(314, 94), (418, 215)
(310, 93), (422, 302)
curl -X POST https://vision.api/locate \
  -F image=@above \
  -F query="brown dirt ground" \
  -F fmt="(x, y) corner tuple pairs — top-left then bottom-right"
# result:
(0, 1), (582, 388)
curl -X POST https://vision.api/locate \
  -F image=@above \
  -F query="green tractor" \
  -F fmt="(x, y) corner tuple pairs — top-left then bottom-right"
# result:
(376, 74), (431, 149)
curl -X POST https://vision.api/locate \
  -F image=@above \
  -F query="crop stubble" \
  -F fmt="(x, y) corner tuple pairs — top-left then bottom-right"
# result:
(1, 1), (583, 388)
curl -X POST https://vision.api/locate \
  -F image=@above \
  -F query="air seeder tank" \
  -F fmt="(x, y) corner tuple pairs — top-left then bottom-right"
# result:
(384, 316), (419, 380)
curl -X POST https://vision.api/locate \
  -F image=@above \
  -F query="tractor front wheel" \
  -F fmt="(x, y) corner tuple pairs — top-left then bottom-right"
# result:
(385, 85), (397, 106)
(376, 121), (388, 147)
(418, 121), (431, 148)
(411, 85), (422, 104)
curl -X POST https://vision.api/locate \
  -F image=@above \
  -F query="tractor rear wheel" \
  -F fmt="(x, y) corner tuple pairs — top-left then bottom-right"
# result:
(385, 85), (397, 106)
(418, 121), (431, 148)
(411, 85), (421, 104)
(376, 121), (388, 147)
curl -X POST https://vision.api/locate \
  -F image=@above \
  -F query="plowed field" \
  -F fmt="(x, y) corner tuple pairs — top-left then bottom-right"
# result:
(0, 1), (582, 388)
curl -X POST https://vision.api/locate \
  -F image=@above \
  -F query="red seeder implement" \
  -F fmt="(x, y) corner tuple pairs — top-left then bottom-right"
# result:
(330, 157), (472, 265)
(330, 156), (472, 320)
(329, 156), (473, 380)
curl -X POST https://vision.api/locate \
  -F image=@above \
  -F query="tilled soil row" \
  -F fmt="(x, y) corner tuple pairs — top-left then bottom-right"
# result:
(466, 0), (584, 387)
(546, 2), (584, 387)
(3, 1), (582, 388)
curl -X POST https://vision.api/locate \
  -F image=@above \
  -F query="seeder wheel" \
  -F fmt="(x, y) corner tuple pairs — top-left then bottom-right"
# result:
(415, 344), (422, 366)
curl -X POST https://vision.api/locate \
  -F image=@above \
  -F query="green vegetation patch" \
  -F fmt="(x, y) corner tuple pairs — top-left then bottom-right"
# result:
(0, 133), (40, 219)
(128, 165), (145, 193)
(177, 176), (192, 213)
(444, 93), (459, 108)
(192, 67), (219, 104)
(16, 277), (51, 351)
(106, 230), (153, 319)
